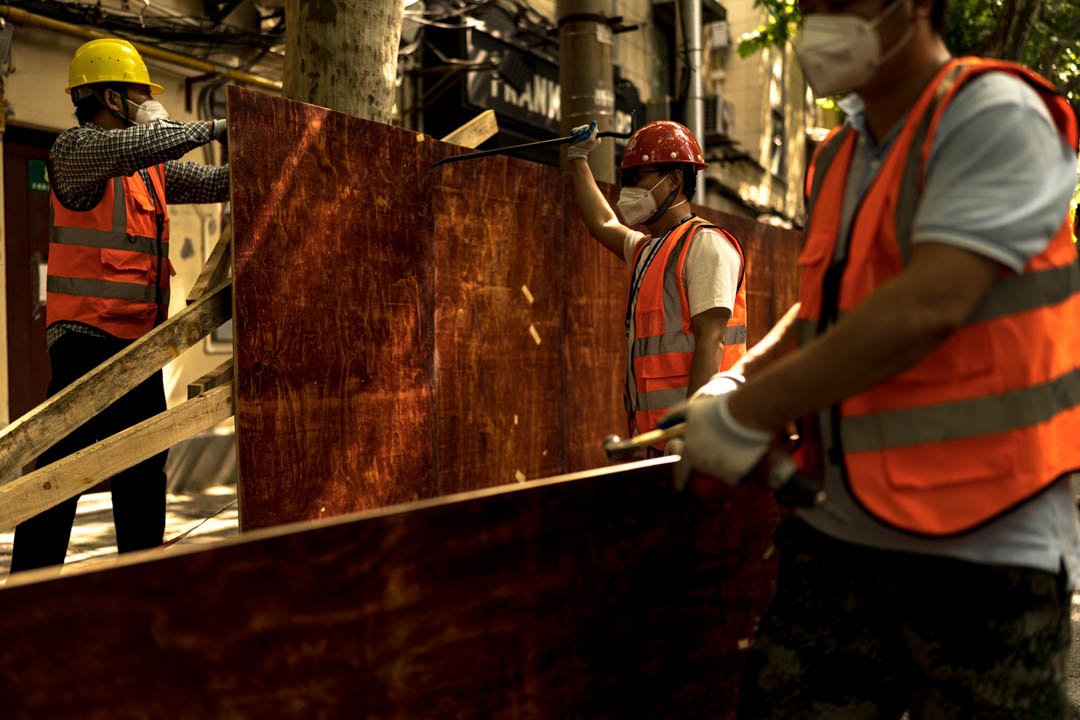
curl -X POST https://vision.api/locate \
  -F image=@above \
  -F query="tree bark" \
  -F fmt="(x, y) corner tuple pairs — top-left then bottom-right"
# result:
(979, 0), (1045, 60)
(283, 0), (403, 122)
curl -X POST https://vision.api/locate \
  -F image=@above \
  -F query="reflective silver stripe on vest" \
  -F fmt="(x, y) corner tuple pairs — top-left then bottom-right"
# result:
(807, 126), (854, 214)
(894, 64), (967, 265)
(841, 365), (1080, 453)
(637, 386), (688, 412)
(53, 227), (160, 255)
(52, 177), (160, 254)
(632, 324), (746, 358)
(634, 332), (696, 358)
(968, 263), (1080, 324)
(47, 275), (168, 306)
(801, 263), (1080, 347)
(660, 225), (698, 335)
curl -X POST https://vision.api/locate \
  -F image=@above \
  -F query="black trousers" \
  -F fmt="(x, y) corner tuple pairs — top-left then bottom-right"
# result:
(9, 331), (168, 573)
(738, 518), (1071, 719)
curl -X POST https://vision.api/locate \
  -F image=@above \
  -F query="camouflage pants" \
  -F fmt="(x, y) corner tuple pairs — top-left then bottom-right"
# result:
(738, 518), (1072, 720)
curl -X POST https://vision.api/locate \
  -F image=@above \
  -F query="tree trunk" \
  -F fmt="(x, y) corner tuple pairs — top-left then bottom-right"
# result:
(980, 0), (1044, 60)
(283, 0), (403, 122)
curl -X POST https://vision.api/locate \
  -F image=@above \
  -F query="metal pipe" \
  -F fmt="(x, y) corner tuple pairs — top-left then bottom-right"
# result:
(556, 0), (615, 183)
(681, 0), (704, 144)
(0, 6), (281, 92)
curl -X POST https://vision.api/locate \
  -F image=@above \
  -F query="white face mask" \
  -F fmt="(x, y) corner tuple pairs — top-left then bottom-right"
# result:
(126, 98), (170, 124)
(617, 174), (674, 227)
(793, 0), (914, 97)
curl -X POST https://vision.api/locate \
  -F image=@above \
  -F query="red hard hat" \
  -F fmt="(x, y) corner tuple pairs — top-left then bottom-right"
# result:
(620, 121), (708, 172)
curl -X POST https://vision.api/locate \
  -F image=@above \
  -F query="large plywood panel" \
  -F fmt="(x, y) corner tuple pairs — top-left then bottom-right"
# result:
(229, 89), (438, 528)
(432, 157), (567, 492)
(0, 460), (782, 719)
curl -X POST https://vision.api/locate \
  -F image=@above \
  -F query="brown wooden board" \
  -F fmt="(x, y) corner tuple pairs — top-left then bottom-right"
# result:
(562, 185), (632, 471)
(229, 89), (438, 526)
(229, 88), (803, 528)
(0, 459), (782, 719)
(431, 157), (567, 493)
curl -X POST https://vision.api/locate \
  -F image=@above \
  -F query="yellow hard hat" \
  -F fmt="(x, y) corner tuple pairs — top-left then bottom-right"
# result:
(65, 38), (164, 95)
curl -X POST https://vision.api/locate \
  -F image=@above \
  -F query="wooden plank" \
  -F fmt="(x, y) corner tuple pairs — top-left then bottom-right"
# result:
(187, 357), (234, 399)
(439, 109), (498, 148)
(0, 459), (783, 719)
(0, 282), (232, 484)
(186, 220), (232, 304)
(0, 385), (233, 531)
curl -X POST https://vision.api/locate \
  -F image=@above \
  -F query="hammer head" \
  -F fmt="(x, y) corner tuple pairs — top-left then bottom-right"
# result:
(603, 434), (640, 462)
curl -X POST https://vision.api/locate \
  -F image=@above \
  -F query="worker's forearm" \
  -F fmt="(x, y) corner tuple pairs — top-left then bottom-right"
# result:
(687, 335), (724, 395)
(569, 158), (626, 257)
(730, 277), (960, 432)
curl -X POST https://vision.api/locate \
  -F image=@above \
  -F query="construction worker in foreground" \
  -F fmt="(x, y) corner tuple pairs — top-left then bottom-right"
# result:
(668, 0), (1080, 716)
(9, 39), (229, 573)
(568, 121), (748, 454)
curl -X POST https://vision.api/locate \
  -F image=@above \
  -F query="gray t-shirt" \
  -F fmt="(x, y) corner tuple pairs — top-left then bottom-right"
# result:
(800, 72), (1080, 583)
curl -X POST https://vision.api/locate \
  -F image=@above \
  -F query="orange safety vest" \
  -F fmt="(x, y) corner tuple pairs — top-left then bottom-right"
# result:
(797, 57), (1080, 536)
(626, 216), (748, 436)
(48, 165), (173, 340)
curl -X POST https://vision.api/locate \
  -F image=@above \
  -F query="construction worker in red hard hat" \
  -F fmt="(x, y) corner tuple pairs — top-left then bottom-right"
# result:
(568, 120), (748, 454)
(8, 38), (230, 574)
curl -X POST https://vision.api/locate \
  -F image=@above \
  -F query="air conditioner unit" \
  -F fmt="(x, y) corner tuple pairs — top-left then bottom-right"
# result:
(708, 21), (730, 51)
(703, 95), (735, 140)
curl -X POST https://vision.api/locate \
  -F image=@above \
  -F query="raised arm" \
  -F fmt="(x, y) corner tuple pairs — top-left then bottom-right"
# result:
(567, 125), (632, 258)
(49, 119), (223, 210)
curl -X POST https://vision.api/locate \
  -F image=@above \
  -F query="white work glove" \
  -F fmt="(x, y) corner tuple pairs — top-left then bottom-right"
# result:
(210, 118), (228, 143)
(658, 370), (750, 488)
(567, 121), (600, 160)
(682, 393), (772, 486)
(666, 391), (771, 491)
(690, 370), (746, 400)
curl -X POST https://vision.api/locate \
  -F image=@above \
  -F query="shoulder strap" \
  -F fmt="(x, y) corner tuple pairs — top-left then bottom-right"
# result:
(805, 125), (855, 215)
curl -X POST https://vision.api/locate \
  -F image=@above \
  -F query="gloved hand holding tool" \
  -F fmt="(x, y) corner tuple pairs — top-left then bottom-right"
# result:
(603, 365), (831, 513)
(662, 393), (831, 512)
(567, 121), (601, 160)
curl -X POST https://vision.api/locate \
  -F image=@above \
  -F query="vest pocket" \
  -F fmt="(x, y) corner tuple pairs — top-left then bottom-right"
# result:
(101, 248), (154, 285)
(638, 346), (691, 412)
(98, 248), (156, 323)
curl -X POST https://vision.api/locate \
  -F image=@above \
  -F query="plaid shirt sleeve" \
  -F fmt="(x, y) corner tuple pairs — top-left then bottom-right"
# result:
(48, 120), (218, 211)
(165, 161), (230, 204)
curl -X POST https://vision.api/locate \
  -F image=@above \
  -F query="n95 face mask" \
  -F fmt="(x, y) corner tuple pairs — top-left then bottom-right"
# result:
(128, 99), (170, 124)
(794, 1), (912, 97)
(617, 175), (672, 226)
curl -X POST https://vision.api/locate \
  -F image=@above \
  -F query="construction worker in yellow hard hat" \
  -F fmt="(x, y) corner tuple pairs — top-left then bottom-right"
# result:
(7, 38), (230, 574)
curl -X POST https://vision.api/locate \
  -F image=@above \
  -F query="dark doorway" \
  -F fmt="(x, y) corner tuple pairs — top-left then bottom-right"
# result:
(4, 125), (57, 422)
